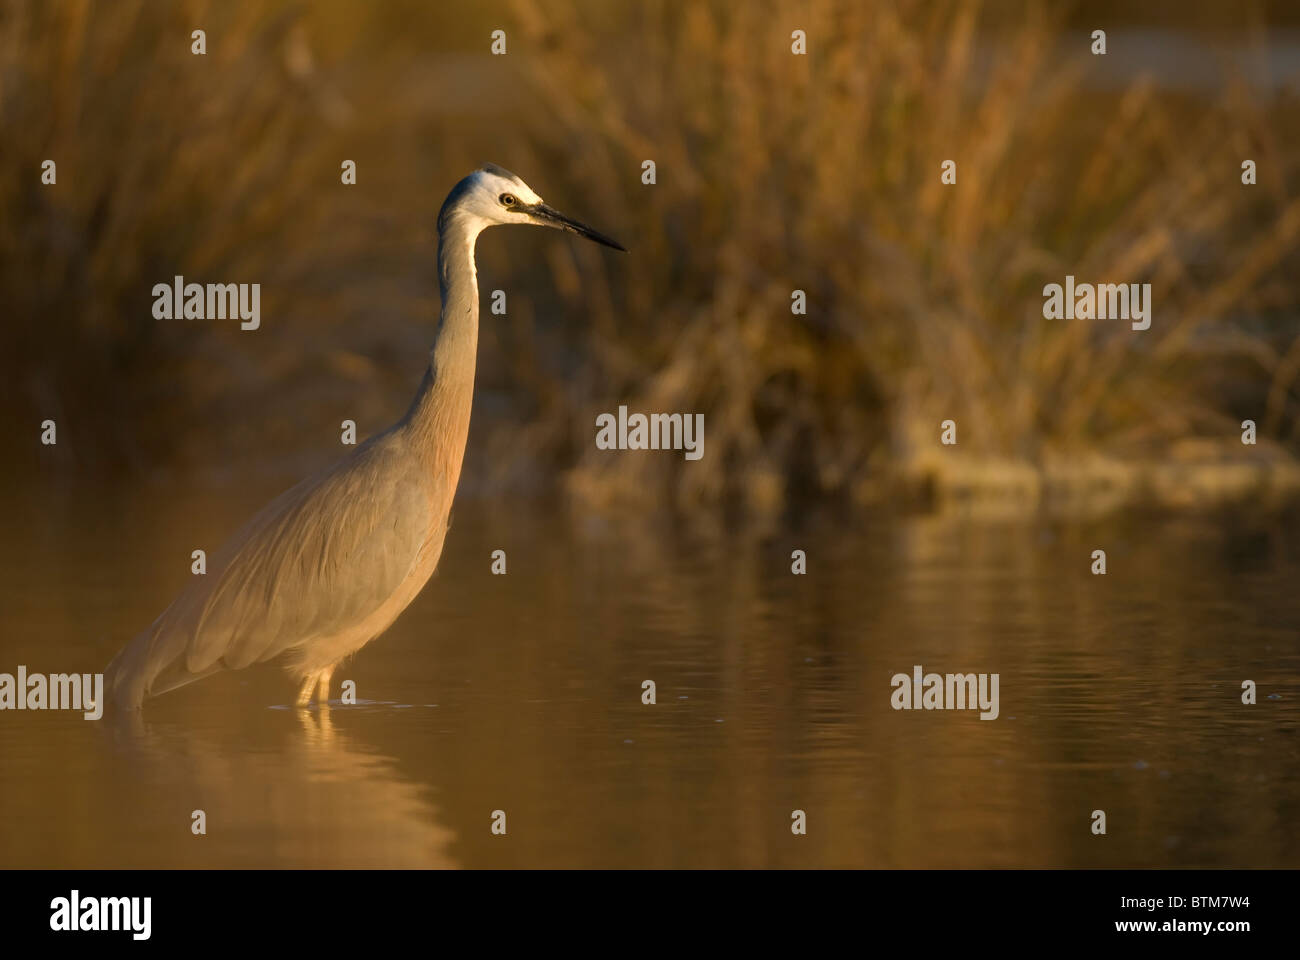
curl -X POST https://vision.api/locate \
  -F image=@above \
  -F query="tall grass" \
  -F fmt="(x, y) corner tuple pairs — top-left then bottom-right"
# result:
(0, 0), (427, 482)
(506, 0), (1300, 510)
(3, 0), (1298, 513)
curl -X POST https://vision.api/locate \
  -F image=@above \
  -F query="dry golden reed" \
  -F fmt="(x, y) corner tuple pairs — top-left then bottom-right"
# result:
(3, 0), (1298, 513)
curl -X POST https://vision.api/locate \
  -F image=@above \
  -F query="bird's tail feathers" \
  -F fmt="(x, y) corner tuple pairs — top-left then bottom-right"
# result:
(102, 616), (217, 711)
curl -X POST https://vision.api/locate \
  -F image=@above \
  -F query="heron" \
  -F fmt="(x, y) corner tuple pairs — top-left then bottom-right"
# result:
(103, 163), (625, 710)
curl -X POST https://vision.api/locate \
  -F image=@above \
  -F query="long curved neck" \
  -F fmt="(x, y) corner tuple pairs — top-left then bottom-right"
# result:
(402, 212), (483, 489)
(432, 213), (482, 383)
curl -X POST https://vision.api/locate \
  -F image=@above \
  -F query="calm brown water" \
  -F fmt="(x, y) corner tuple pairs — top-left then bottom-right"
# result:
(1, 482), (1297, 868)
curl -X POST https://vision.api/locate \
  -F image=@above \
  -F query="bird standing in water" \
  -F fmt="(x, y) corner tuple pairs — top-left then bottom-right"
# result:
(105, 164), (625, 710)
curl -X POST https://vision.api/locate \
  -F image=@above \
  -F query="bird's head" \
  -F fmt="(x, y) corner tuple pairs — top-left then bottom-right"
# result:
(439, 163), (626, 251)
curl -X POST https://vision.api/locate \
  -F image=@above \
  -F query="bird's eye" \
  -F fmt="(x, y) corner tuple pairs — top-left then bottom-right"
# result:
(499, 193), (517, 206)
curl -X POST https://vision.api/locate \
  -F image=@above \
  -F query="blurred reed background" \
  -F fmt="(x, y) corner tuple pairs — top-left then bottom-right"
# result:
(3, 0), (1300, 515)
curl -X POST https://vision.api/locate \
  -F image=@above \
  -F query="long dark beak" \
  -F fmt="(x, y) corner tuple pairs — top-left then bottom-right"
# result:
(530, 203), (627, 252)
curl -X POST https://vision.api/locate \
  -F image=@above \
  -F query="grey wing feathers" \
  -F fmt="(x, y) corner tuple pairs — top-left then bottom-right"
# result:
(105, 434), (431, 708)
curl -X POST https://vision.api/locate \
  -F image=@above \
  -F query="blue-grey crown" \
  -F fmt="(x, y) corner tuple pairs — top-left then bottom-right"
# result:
(479, 162), (520, 181)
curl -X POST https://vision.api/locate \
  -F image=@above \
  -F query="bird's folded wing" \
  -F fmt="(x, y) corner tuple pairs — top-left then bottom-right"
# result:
(162, 436), (433, 675)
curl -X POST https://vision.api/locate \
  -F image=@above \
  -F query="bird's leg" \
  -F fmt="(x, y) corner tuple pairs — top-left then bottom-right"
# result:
(316, 665), (335, 705)
(295, 671), (318, 707)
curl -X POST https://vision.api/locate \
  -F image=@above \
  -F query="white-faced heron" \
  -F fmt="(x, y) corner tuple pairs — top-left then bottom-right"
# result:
(104, 164), (625, 710)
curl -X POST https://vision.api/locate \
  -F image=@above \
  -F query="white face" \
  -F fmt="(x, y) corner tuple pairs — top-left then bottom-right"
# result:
(443, 163), (625, 251)
(462, 167), (545, 227)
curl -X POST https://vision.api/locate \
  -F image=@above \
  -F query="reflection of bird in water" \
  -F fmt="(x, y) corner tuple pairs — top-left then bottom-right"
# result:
(104, 165), (625, 710)
(82, 704), (460, 867)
